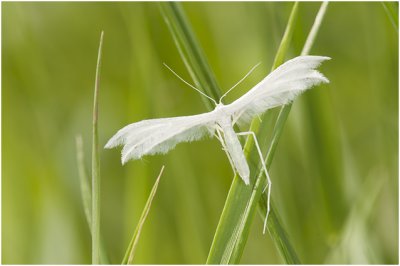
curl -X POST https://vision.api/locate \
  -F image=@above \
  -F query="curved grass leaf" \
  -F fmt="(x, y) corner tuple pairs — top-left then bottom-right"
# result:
(208, 3), (301, 263)
(159, 2), (221, 109)
(159, 2), (311, 264)
(382, 2), (398, 33)
(92, 31), (104, 264)
(122, 166), (165, 264)
(75, 135), (110, 264)
(256, 2), (329, 263)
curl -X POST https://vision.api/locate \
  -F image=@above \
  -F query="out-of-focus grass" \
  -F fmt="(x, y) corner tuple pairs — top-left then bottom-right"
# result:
(2, 2), (398, 264)
(122, 166), (164, 264)
(91, 30), (103, 264)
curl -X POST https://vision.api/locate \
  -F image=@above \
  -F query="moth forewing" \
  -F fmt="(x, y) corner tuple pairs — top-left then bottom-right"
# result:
(226, 55), (331, 126)
(105, 112), (218, 163)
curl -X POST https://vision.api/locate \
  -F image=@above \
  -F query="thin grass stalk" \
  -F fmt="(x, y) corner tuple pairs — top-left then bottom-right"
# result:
(209, 1), (329, 262)
(75, 135), (110, 264)
(257, 1), (329, 261)
(381, 2), (398, 33)
(159, 2), (221, 109)
(122, 166), (165, 264)
(92, 31), (104, 264)
(301, 1), (329, 56)
(214, 3), (301, 263)
(76, 135), (92, 223)
(160, 2), (299, 264)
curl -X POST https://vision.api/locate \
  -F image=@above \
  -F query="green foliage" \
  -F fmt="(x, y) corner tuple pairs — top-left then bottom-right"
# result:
(2, 2), (398, 264)
(75, 135), (110, 264)
(207, 2), (301, 263)
(91, 30), (103, 264)
(122, 166), (164, 264)
(160, 2), (221, 109)
(382, 1), (398, 32)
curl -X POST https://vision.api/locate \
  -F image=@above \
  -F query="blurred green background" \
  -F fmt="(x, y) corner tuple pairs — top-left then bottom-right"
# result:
(2, 2), (398, 264)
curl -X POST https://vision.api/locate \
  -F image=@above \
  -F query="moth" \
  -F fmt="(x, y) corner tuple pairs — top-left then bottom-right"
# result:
(105, 55), (330, 232)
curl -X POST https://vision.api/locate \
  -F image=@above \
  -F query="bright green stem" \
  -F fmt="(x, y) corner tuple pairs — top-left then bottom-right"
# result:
(76, 135), (92, 224)
(256, 1), (329, 262)
(122, 166), (165, 264)
(159, 2), (221, 109)
(160, 2), (303, 264)
(382, 1), (398, 33)
(258, 198), (300, 264)
(92, 31), (104, 264)
(75, 135), (110, 264)
(272, 2), (299, 69)
(301, 1), (329, 56)
(207, 3), (300, 263)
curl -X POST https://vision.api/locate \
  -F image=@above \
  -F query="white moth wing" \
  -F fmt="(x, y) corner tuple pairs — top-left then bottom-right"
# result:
(105, 112), (217, 164)
(226, 55), (331, 126)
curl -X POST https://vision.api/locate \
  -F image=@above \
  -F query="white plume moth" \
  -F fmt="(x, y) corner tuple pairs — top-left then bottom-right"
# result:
(105, 55), (330, 233)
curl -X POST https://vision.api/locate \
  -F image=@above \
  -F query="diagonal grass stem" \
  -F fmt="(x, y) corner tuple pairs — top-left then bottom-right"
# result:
(257, 1), (329, 262)
(92, 31), (104, 264)
(159, 2), (221, 109)
(75, 135), (110, 264)
(158, 1), (328, 264)
(122, 166), (165, 264)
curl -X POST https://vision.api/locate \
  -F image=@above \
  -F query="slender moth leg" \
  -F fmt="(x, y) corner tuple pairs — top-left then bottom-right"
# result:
(236, 131), (272, 234)
(232, 110), (246, 125)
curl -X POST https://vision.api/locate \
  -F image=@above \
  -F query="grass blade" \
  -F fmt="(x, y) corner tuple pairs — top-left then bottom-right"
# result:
(92, 30), (104, 264)
(159, 2), (221, 109)
(259, 199), (300, 264)
(76, 135), (92, 225)
(324, 172), (384, 263)
(160, 2), (301, 264)
(209, 1), (329, 263)
(382, 1), (398, 33)
(257, 1), (329, 262)
(207, 3), (300, 263)
(271, 2), (300, 69)
(301, 1), (329, 56)
(75, 135), (110, 264)
(122, 166), (165, 264)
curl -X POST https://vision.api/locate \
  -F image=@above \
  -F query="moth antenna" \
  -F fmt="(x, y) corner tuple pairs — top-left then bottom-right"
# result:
(163, 63), (218, 106)
(219, 62), (261, 104)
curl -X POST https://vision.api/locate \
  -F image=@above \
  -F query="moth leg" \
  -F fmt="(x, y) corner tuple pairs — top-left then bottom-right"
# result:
(232, 110), (262, 126)
(256, 114), (263, 123)
(232, 109), (246, 125)
(236, 131), (271, 234)
(215, 128), (236, 177)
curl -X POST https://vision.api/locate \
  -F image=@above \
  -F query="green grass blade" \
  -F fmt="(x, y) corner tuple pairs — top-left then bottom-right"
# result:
(92, 30), (104, 264)
(324, 171), (384, 263)
(122, 166), (165, 264)
(209, 1), (329, 263)
(382, 1), (398, 33)
(159, 2), (221, 109)
(76, 135), (92, 225)
(160, 2), (300, 264)
(207, 3), (300, 264)
(256, 2), (329, 263)
(301, 1), (329, 56)
(272, 2), (299, 69)
(75, 135), (110, 264)
(258, 199), (300, 264)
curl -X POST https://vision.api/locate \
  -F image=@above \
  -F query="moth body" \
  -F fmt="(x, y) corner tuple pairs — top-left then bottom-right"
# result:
(217, 115), (250, 185)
